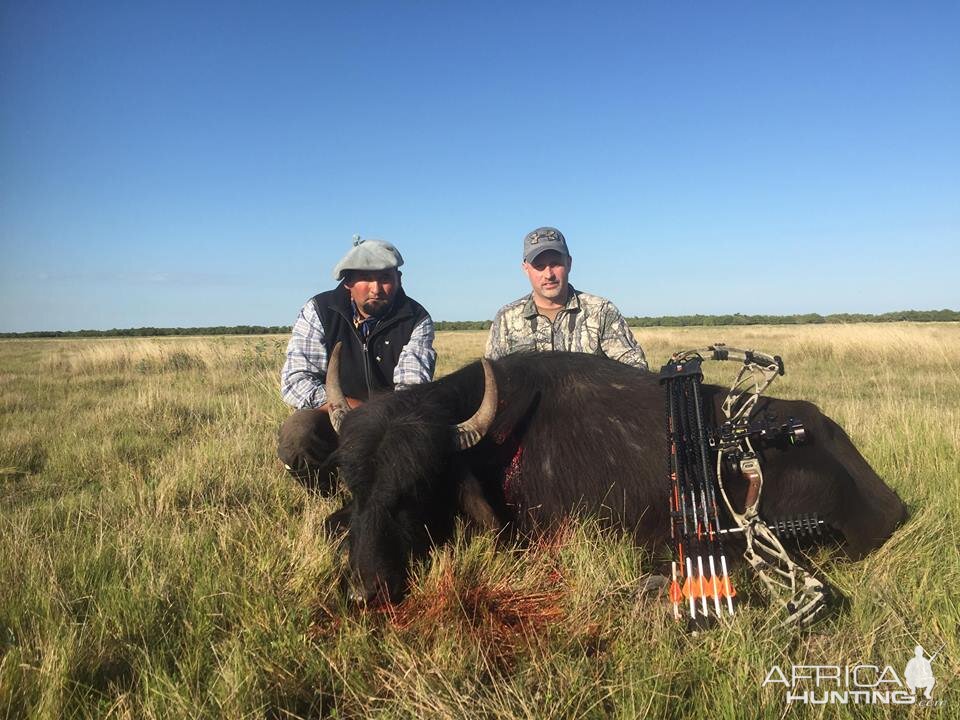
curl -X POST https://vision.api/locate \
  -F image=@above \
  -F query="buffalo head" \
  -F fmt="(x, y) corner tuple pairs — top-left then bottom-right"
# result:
(327, 343), (498, 604)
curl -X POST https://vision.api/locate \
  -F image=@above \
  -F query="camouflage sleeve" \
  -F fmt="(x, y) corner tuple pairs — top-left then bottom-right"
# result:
(599, 301), (648, 370)
(484, 309), (508, 360)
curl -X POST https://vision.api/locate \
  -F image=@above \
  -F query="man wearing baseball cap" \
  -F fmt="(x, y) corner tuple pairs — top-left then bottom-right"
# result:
(485, 227), (647, 369)
(278, 237), (436, 493)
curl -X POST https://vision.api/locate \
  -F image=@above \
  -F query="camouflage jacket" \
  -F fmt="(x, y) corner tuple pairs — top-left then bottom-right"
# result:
(484, 286), (648, 369)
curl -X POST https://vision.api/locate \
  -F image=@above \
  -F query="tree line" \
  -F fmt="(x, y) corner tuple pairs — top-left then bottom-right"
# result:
(1, 310), (957, 338)
(624, 309), (960, 327)
(0, 325), (291, 339)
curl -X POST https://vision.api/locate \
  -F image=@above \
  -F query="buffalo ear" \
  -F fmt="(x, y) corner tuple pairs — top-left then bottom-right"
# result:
(456, 465), (501, 533)
(323, 500), (353, 538)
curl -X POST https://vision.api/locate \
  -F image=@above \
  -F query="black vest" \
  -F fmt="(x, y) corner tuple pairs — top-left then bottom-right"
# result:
(313, 284), (430, 401)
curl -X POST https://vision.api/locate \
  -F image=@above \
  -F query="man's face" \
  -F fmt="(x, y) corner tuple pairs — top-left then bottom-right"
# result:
(522, 250), (572, 305)
(344, 269), (400, 318)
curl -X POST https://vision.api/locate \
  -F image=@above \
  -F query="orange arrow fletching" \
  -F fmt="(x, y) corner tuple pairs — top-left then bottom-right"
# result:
(719, 576), (736, 598)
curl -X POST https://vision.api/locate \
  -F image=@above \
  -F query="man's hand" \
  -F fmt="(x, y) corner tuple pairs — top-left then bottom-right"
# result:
(319, 397), (363, 413)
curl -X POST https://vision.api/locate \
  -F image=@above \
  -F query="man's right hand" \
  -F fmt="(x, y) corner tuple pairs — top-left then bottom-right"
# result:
(319, 397), (363, 413)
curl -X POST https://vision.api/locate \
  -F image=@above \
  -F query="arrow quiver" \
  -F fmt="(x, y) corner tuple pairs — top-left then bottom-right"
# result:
(659, 344), (828, 627)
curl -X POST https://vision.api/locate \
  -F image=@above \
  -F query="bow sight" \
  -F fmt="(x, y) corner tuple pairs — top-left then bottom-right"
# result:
(712, 415), (808, 454)
(659, 344), (830, 628)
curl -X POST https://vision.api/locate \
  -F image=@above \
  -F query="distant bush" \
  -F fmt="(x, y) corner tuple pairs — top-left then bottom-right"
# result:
(163, 351), (206, 372)
(434, 320), (492, 331)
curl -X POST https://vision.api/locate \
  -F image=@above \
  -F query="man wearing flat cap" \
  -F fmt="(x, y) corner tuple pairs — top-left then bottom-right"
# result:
(278, 237), (436, 492)
(485, 227), (647, 369)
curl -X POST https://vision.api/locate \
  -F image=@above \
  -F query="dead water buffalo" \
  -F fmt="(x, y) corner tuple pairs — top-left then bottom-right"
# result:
(327, 350), (907, 604)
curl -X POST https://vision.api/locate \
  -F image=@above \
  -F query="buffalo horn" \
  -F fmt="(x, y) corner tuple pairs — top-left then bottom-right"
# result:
(453, 358), (498, 450)
(326, 342), (351, 434)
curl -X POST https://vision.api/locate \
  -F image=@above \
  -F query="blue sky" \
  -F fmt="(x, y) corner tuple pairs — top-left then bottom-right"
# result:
(1, 1), (957, 332)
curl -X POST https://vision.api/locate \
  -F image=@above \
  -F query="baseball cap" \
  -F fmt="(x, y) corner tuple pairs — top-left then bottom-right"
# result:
(333, 238), (404, 281)
(523, 227), (570, 264)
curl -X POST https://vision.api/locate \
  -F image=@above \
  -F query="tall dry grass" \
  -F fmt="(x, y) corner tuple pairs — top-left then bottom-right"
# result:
(1, 324), (957, 719)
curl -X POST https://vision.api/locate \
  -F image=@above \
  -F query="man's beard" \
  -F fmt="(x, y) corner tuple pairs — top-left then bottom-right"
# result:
(361, 298), (391, 318)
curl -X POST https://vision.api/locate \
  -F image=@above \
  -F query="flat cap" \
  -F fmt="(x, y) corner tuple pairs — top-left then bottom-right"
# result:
(333, 238), (404, 281)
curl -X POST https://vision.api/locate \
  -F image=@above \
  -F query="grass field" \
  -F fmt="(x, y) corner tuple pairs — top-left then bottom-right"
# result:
(1, 324), (957, 719)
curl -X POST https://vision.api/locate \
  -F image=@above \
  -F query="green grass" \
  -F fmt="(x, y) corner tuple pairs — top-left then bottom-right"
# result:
(1, 326), (958, 718)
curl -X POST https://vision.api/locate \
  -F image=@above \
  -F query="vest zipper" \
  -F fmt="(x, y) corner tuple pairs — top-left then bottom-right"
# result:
(350, 324), (374, 398)
(362, 316), (404, 395)
(361, 341), (373, 397)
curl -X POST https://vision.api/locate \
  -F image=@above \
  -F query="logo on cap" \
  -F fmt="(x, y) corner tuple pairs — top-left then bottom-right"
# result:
(528, 228), (559, 244)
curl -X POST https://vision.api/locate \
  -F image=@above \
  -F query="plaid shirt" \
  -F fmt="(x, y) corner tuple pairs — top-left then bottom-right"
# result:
(280, 298), (437, 409)
(485, 287), (648, 370)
